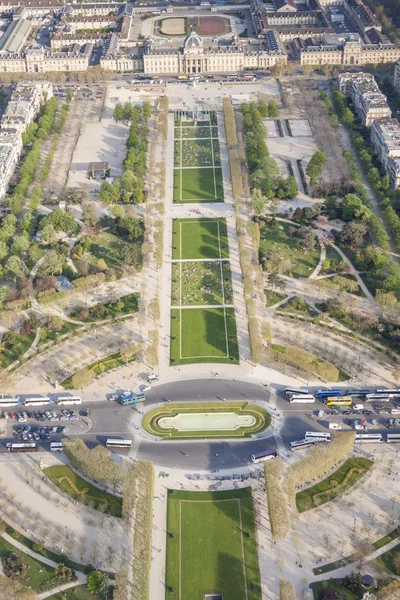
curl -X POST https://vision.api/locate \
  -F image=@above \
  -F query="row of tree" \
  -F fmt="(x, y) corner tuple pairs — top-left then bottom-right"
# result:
(100, 102), (151, 204)
(241, 101), (298, 209)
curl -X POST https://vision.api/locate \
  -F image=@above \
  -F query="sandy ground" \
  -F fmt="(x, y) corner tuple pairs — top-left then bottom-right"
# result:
(160, 17), (185, 35)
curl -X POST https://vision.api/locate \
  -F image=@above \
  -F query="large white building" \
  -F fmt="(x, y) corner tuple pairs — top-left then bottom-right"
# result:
(0, 81), (52, 200)
(338, 72), (391, 125)
(371, 118), (400, 190)
(395, 59), (400, 92)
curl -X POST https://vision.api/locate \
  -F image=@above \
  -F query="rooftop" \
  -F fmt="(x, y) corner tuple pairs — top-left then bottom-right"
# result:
(0, 17), (31, 53)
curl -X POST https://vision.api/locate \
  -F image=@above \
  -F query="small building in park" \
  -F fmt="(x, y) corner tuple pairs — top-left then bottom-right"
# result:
(88, 161), (109, 179)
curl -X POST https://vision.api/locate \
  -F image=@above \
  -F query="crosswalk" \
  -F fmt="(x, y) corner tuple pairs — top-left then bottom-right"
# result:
(273, 432), (288, 456)
(128, 437), (142, 461)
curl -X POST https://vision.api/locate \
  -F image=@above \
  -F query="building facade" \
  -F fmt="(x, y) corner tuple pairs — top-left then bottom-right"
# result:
(338, 72), (391, 125)
(371, 118), (400, 189)
(301, 39), (400, 66)
(395, 59), (400, 92)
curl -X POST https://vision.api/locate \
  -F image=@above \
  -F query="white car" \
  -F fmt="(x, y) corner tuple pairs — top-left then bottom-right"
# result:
(139, 384), (151, 392)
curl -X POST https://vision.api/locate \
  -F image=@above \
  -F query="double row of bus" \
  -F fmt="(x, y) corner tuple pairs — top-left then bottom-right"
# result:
(4, 438), (134, 453)
(0, 396), (82, 408)
(284, 387), (400, 405)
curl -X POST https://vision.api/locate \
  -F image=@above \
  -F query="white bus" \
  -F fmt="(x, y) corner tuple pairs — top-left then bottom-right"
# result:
(24, 396), (51, 407)
(56, 396), (81, 406)
(6, 442), (38, 452)
(355, 433), (382, 443)
(305, 431), (331, 442)
(366, 394), (390, 401)
(251, 449), (278, 463)
(284, 388), (309, 396)
(289, 395), (315, 404)
(50, 441), (63, 452)
(106, 439), (133, 449)
(290, 439), (316, 451)
(0, 397), (19, 408)
(387, 434), (400, 443)
(377, 388), (400, 394)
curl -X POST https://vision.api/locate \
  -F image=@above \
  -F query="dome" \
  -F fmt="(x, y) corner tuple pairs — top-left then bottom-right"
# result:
(184, 31), (203, 52)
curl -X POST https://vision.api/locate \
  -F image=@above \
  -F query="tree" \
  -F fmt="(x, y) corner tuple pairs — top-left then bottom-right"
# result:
(71, 368), (95, 389)
(376, 290), (397, 312)
(111, 205), (125, 219)
(298, 226), (317, 253)
(327, 298), (347, 319)
(47, 315), (64, 332)
(120, 344), (140, 364)
(82, 203), (98, 228)
(341, 194), (371, 222)
(285, 175), (298, 199)
(142, 102), (151, 119)
(97, 258), (108, 271)
(87, 570), (105, 593)
(340, 221), (367, 248)
(251, 188), (266, 215)
(11, 234), (31, 256)
(306, 151), (327, 184)
(0, 286), (9, 308)
(0, 574), (35, 600)
(346, 571), (363, 591)
(0, 240), (9, 261)
(3, 552), (26, 579)
(39, 209), (79, 236)
(38, 250), (64, 276)
(113, 103), (123, 121)
(318, 591), (336, 600)
(268, 99), (279, 118)
(5, 256), (26, 280)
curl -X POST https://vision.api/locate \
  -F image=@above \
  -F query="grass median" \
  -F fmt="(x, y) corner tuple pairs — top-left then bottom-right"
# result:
(44, 466), (122, 518)
(296, 457), (372, 512)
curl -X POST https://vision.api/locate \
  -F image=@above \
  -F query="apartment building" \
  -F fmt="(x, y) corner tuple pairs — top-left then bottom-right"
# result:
(0, 81), (52, 200)
(338, 72), (391, 125)
(395, 59), (400, 92)
(371, 118), (400, 189)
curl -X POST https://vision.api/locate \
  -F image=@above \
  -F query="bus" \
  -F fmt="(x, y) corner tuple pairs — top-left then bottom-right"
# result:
(120, 392), (145, 406)
(243, 73), (256, 80)
(251, 449), (277, 463)
(315, 389), (342, 399)
(290, 439), (316, 451)
(377, 389), (400, 394)
(24, 396), (51, 407)
(6, 442), (38, 452)
(289, 395), (315, 404)
(106, 439), (133, 449)
(325, 397), (352, 407)
(284, 388), (309, 396)
(178, 75), (188, 80)
(56, 396), (82, 406)
(50, 441), (63, 452)
(387, 434), (400, 443)
(355, 434), (383, 443)
(347, 390), (369, 398)
(305, 431), (331, 442)
(0, 397), (19, 408)
(366, 394), (390, 401)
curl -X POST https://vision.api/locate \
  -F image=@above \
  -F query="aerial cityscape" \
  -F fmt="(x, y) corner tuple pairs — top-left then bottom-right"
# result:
(0, 0), (400, 599)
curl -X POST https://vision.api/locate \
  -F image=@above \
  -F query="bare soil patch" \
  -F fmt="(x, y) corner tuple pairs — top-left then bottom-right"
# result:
(160, 18), (186, 35)
(197, 16), (230, 35)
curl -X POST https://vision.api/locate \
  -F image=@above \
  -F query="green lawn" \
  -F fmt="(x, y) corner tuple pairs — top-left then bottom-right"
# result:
(265, 290), (287, 307)
(170, 307), (239, 365)
(166, 488), (261, 600)
(61, 350), (137, 389)
(45, 587), (102, 600)
(0, 535), (56, 591)
(311, 580), (362, 600)
(171, 261), (233, 306)
(259, 221), (321, 278)
(143, 401), (271, 439)
(38, 321), (79, 347)
(70, 292), (139, 322)
(173, 167), (223, 202)
(172, 218), (229, 260)
(0, 332), (35, 367)
(375, 541), (400, 576)
(44, 465), (122, 517)
(89, 232), (132, 270)
(296, 458), (373, 512)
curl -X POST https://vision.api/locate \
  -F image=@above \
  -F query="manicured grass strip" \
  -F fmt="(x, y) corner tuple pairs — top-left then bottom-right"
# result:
(142, 401), (271, 439)
(170, 307), (239, 365)
(296, 458), (372, 513)
(166, 488), (261, 600)
(172, 218), (229, 260)
(375, 541), (400, 576)
(44, 466), (122, 518)
(0, 535), (56, 591)
(61, 351), (136, 389)
(45, 587), (102, 600)
(372, 527), (399, 550)
(260, 221), (320, 278)
(178, 167), (222, 202)
(311, 580), (361, 600)
(0, 332), (35, 368)
(70, 293), (139, 322)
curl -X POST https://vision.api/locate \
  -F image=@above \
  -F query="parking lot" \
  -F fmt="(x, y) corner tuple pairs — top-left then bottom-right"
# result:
(1, 407), (87, 444)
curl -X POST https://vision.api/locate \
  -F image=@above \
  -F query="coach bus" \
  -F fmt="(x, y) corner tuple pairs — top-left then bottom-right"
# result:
(24, 396), (51, 407)
(56, 396), (82, 406)
(325, 397), (352, 407)
(50, 441), (63, 452)
(315, 389), (342, 399)
(387, 434), (400, 443)
(289, 395), (315, 404)
(377, 388), (400, 394)
(366, 394), (390, 401)
(0, 397), (19, 408)
(106, 439), (133, 449)
(290, 439), (316, 451)
(347, 390), (370, 398)
(6, 442), (38, 453)
(284, 388), (309, 396)
(305, 432), (331, 442)
(355, 434), (383, 443)
(251, 449), (278, 463)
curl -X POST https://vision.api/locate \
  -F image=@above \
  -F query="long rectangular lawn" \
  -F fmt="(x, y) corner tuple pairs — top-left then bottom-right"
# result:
(166, 488), (261, 600)
(172, 218), (229, 260)
(170, 307), (239, 365)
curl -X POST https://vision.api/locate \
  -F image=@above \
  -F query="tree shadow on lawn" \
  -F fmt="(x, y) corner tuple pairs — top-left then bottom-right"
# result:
(203, 308), (238, 360)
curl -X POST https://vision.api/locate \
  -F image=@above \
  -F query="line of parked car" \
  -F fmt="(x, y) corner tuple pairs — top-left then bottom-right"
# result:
(186, 472), (264, 481)
(3, 408), (80, 423)
(14, 424), (69, 442)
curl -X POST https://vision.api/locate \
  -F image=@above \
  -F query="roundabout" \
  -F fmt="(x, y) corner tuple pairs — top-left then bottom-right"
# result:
(142, 401), (271, 439)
